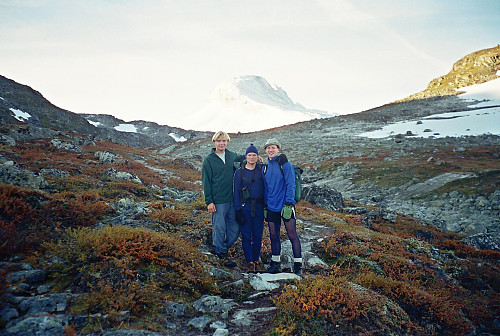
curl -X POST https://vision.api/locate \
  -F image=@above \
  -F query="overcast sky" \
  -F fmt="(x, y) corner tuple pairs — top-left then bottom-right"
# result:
(1, 0), (499, 129)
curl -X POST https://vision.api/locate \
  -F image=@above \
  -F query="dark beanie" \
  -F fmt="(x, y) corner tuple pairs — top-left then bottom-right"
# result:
(246, 143), (259, 155)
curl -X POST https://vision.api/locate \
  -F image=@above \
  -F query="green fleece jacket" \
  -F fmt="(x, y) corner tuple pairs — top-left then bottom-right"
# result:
(202, 148), (244, 205)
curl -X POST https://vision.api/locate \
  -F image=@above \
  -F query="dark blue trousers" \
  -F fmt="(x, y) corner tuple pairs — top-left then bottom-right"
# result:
(240, 202), (264, 263)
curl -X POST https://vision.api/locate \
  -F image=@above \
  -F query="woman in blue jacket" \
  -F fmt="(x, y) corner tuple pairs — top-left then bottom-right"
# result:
(233, 144), (265, 273)
(262, 138), (302, 275)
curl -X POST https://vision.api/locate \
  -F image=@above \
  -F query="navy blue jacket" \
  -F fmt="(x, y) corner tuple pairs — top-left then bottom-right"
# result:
(233, 165), (265, 211)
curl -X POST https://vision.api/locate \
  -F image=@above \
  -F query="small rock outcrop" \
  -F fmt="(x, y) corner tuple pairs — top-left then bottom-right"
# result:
(301, 184), (345, 211)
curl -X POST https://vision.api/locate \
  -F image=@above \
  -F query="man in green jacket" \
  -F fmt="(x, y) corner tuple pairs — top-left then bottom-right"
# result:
(202, 131), (244, 267)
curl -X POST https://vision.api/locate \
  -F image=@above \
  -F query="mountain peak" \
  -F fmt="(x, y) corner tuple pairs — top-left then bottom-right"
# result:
(184, 75), (335, 133)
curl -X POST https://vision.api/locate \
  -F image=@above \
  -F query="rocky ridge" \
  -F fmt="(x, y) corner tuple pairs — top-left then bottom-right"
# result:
(398, 45), (500, 101)
(0, 75), (210, 148)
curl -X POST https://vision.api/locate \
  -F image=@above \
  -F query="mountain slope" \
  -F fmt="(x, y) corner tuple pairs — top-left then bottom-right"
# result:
(0, 75), (96, 134)
(0, 75), (210, 147)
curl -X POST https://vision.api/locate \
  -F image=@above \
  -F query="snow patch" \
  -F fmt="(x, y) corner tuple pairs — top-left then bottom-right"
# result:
(87, 120), (102, 127)
(460, 77), (500, 107)
(359, 108), (499, 138)
(114, 123), (138, 133)
(169, 133), (187, 142)
(10, 108), (31, 122)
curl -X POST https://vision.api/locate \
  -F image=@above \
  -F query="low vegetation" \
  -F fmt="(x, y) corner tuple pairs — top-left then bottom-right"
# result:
(314, 145), (499, 196)
(1, 137), (498, 335)
(271, 202), (500, 335)
(44, 225), (217, 331)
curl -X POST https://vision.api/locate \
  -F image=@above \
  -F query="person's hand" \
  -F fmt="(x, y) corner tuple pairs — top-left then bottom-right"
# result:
(235, 209), (245, 226)
(281, 203), (293, 220)
(207, 203), (216, 213)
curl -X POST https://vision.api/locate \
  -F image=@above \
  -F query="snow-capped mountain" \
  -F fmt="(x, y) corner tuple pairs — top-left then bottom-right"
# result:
(181, 75), (336, 133)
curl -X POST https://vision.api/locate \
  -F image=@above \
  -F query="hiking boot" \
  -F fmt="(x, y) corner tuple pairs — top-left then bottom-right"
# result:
(263, 261), (281, 274)
(224, 258), (237, 268)
(293, 262), (302, 275)
(217, 252), (236, 268)
(253, 261), (262, 273)
(246, 262), (256, 273)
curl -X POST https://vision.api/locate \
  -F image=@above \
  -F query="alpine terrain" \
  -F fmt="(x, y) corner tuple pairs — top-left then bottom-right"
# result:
(0, 45), (499, 336)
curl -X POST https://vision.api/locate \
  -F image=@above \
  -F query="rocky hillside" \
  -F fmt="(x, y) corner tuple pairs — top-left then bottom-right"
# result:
(0, 75), (211, 148)
(397, 45), (500, 101)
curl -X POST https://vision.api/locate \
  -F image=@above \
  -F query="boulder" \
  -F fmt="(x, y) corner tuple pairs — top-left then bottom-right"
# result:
(301, 184), (345, 211)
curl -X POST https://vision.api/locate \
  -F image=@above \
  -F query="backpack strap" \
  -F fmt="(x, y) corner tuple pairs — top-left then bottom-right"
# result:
(263, 154), (286, 175)
(241, 164), (262, 183)
(240, 164), (264, 208)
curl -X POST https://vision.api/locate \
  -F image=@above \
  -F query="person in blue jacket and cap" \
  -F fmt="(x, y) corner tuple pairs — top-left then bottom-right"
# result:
(262, 138), (302, 275)
(233, 144), (265, 273)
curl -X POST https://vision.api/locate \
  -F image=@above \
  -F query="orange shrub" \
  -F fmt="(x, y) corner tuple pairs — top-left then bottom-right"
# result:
(0, 185), (110, 257)
(44, 225), (217, 323)
(148, 202), (188, 226)
(273, 272), (417, 335)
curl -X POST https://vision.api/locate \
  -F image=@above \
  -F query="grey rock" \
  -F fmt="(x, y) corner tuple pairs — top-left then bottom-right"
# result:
(462, 233), (500, 251)
(193, 295), (237, 313)
(249, 273), (299, 291)
(39, 168), (69, 178)
(0, 163), (48, 190)
(87, 330), (164, 336)
(103, 168), (142, 183)
(36, 284), (52, 295)
(187, 316), (213, 331)
(4, 315), (67, 336)
(232, 307), (277, 327)
(18, 293), (70, 316)
(163, 301), (187, 317)
(0, 134), (15, 146)
(0, 307), (19, 322)
(94, 150), (125, 163)
(49, 138), (82, 153)
(210, 321), (227, 330)
(213, 329), (230, 336)
(302, 184), (345, 210)
(111, 198), (148, 217)
(7, 270), (46, 284)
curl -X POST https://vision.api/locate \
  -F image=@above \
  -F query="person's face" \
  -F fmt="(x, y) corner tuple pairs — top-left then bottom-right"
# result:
(265, 145), (279, 159)
(213, 137), (228, 153)
(246, 152), (258, 164)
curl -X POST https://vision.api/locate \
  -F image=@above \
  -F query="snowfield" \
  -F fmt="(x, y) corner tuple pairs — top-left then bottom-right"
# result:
(359, 78), (500, 139)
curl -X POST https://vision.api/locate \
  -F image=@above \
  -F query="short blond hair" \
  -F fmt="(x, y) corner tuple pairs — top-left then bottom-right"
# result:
(212, 131), (230, 142)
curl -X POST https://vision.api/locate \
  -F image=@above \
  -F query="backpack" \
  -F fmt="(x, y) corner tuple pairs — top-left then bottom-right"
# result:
(289, 164), (303, 203)
(264, 158), (303, 203)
